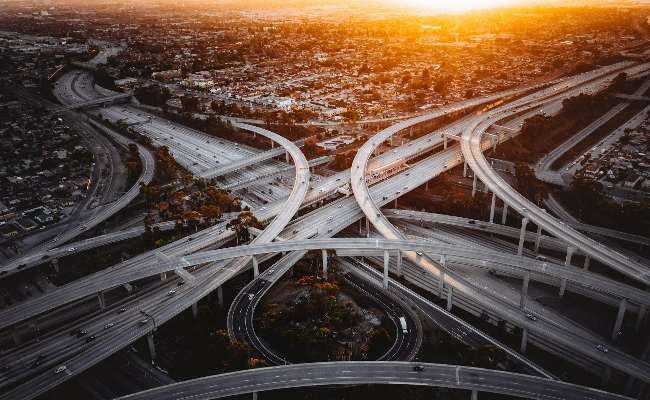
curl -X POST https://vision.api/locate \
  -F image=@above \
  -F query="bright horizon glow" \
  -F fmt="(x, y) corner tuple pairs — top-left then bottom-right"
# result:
(392, 0), (523, 13)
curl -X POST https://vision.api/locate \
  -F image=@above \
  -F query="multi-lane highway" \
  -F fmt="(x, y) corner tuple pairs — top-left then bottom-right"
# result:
(461, 70), (650, 285)
(350, 61), (650, 382)
(113, 362), (632, 400)
(3, 58), (650, 400)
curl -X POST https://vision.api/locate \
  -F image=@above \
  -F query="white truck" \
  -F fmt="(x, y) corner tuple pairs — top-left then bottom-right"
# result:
(399, 316), (408, 334)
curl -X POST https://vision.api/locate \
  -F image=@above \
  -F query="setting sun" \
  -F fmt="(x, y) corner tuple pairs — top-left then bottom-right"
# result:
(396, 0), (522, 12)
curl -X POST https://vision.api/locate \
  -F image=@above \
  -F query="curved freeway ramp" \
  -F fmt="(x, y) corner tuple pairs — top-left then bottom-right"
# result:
(460, 71), (650, 285)
(0, 126), (309, 400)
(114, 362), (632, 400)
(0, 118), (156, 276)
(349, 63), (650, 383)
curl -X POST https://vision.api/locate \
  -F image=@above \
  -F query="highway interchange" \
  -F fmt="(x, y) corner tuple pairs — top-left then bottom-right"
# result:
(1, 51), (649, 399)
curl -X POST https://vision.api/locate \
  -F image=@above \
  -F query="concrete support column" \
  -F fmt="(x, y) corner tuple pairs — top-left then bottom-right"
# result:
(147, 332), (156, 360)
(160, 272), (167, 281)
(564, 246), (575, 267)
(271, 140), (274, 149)
(612, 298), (627, 340)
(253, 393), (258, 400)
(322, 249), (328, 280)
(396, 251), (402, 277)
(359, 218), (364, 235)
(285, 151), (289, 163)
(463, 161), (468, 177)
(534, 225), (542, 253)
(471, 390), (478, 400)
(602, 367), (612, 385)
(501, 203), (508, 225)
(252, 256), (259, 278)
(439, 255), (446, 299)
(559, 278), (567, 298)
(425, 181), (429, 191)
(12, 327), (21, 346)
(394, 198), (398, 208)
(444, 135), (448, 149)
(97, 291), (106, 310)
(583, 256), (591, 271)
(51, 259), (59, 273)
(366, 218), (370, 238)
(446, 286), (453, 311)
(520, 328), (528, 353)
(517, 218), (529, 256)
(192, 302), (198, 319)
(472, 174), (477, 197)
(489, 192), (496, 223)
(636, 305), (647, 332)
(519, 273), (530, 311)
(217, 286), (224, 307)
(383, 250), (389, 290)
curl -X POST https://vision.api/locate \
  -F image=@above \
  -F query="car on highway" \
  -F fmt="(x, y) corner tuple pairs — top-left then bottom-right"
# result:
(413, 365), (425, 372)
(31, 355), (46, 369)
(86, 335), (96, 343)
(139, 319), (149, 326)
(67, 247), (76, 252)
(248, 294), (255, 300)
(104, 323), (115, 329)
(167, 290), (176, 296)
(596, 344), (609, 353)
(525, 313), (537, 321)
(118, 308), (127, 313)
(76, 329), (88, 338)
(55, 365), (67, 374)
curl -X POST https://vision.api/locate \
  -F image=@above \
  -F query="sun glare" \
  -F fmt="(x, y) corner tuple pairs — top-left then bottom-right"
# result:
(397, 0), (520, 13)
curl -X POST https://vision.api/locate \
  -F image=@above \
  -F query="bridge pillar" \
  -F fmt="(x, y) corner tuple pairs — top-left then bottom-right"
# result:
(253, 392), (257, 400)
(366, 218), (370, 238)
(271, 141), (274, 149)
(520, 328), (528, 353)
(612, 298), (627, 340)
(446, 286), (453, 311)
(425, 181), (429, 191)
(12, 327), (21, 346)
(51, 259), (59, 273)
(517, 218), (529, 256)
(383, 250), (389, 290)
(519, 273), (530, 311)
(471, 390), (478, 400)
(463, 161), (468, 177)
(97, 291), (106, 310)
(252, 256), (259, 278)
(636, 305), (647, 332)
(501, 203), (508, 225)
(192, 302), (198, 319)
(583, 256), (591, 271)
(322, 250), (328, 280)
(558, 278), (567, 298)
(217, 286), (224, 307)
(396, 251), (402, 277)
(564, 246), (575, 267)
(489, 193), (496, 223)
(444, 135), (448, 149)
(534, 225), (542, 253)
(394, 198), (398, 208)
(472, 174), (477, 197)
(359, 218), (364, 235)
(439, 255), (446, 299)
(602, 367), (612, 385)
(160, 272), (167, 281)
(285, 151), (289, 163)
(147, 332), (156, 361)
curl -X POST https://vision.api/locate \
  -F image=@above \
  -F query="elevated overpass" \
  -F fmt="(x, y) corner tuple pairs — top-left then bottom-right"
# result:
(114, 362), (631, 400)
